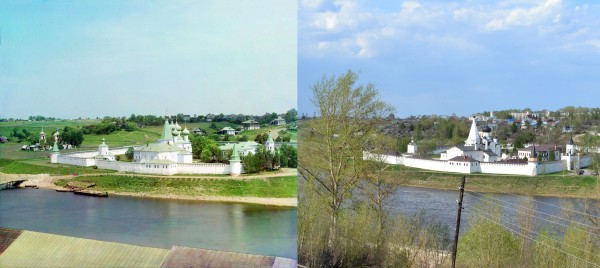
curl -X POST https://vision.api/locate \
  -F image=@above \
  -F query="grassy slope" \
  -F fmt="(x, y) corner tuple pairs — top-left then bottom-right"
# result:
(386, 164), (600, 198)
(0, 120), (99, 137)
(55, 175), (298, 198)
(0, 159), (115, 175)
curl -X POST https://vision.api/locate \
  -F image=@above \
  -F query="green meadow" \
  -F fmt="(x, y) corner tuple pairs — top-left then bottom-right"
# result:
(55, 175), (298, 198)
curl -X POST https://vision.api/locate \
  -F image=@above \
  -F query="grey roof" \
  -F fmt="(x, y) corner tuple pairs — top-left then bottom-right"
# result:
(518, 144), (564, 153)
(448, 155), (479, 162)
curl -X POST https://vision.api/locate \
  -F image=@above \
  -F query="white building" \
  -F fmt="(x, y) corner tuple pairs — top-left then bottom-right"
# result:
(440, 119), (502, 163)
(133, 119), (193, 164)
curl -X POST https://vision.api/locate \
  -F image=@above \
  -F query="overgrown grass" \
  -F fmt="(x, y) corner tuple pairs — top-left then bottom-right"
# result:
(0, 159), (115, 175)
(385, 164), (600, 198)
(55, 175), (297, 198)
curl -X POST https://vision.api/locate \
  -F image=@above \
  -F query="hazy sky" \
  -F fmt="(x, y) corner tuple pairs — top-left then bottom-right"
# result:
(0, 1), (296, 119)
(299, 0), (600, 117)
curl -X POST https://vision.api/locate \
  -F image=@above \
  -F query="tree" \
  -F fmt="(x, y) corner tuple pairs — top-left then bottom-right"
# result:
(284, 108), (298, 123)
(361, 135), (398, 260)
(299, 70), (393, 266)
(61, 126), (84, 147)
(254, 133), (268, 144)
(125, 147), (134, 161)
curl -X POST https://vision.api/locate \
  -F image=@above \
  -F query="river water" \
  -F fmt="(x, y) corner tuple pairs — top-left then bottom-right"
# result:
(389, 186), (599, 238)
(0, 188), (297, 259)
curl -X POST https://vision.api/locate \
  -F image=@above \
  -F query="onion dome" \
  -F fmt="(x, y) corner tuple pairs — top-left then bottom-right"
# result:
(40, 127), (46, 135)
(175, 122), (182, 131)
(182, 127), (190, 135)
(481, 125), (492, 133)
(172, 129), (180, 136)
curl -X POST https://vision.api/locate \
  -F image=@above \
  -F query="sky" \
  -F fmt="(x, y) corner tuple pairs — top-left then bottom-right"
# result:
(299, 0), (600, 117)
(0, 1), (296, 119)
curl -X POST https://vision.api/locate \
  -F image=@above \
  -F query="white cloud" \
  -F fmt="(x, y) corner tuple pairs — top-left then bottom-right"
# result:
(311, 0), (372, 32)
(484, 0), (562, 30)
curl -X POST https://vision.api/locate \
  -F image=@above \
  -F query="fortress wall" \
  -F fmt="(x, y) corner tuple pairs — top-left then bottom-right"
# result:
(363, 152), (401, 165)
(61, 151), (99, 158)
(537, 161), (564, 175)
(579, 155), (592, 168)
(403, 157), (447, 172)
(479, 162), (534, 176)
(108, 148), (129, 155)
(96, 160), (177, 175)
(176, 163), (230, 175)
(56, 155), (96, 167)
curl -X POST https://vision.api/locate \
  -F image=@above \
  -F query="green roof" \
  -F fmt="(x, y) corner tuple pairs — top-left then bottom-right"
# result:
(52, 141), (59, 152)
(267, 134), (274, 143)
(231, 144), (240, 161)
(241, 120), (259, 124)
(161, 119), (173, 140)
(0, 230), (169, 267)
(137, 142), (188, 153)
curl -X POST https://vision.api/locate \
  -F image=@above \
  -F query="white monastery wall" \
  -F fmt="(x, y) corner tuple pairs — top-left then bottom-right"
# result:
(176, 163), (231, 175)
(479, 162), (534, 176)
(536, 161), (564, 175)
(56, 155), (96, 167)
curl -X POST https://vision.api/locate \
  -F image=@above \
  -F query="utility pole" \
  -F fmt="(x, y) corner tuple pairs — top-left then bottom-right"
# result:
(451, 176), (466, 268)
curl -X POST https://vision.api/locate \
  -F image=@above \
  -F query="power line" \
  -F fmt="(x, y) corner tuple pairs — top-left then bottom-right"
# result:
(465, 205), (599, 262)
(467, 192), (600, 235)
(470, 183), (600, 220)
(463, 206), (600, 267)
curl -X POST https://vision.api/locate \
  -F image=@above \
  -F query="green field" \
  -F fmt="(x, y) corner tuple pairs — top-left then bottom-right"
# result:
(0, 120), (99, 138)
(1, 120), (295, 156)
(0, 159), (115, 175)
(385, 164), (600, 199)
(55, 175), (298, 198)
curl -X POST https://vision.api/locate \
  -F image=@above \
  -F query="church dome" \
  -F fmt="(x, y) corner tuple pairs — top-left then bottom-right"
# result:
(182, 127), (190, 135)
(172, 129), (180, 136)
(482, 125), (492, 133)
(175, 122), (182, 131)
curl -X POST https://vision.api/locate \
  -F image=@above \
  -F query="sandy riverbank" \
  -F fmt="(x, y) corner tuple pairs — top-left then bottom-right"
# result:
(2, 173), (297, 207)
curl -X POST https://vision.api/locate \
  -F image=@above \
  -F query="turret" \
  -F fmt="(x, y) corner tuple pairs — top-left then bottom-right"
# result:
(566, 133), (575, 155)
(50, 141), (59, 163)
(98, 138), (109, 155)
(229, 144), (242, 176)
(265, 133), (275, 153)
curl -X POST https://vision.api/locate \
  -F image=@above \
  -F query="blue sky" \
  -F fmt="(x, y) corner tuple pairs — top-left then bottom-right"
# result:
(0, 1), (296, 119)
(299, 0), (600, 117)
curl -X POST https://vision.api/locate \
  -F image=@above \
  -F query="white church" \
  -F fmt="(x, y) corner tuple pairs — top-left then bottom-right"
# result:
(365, 118), (591, 176)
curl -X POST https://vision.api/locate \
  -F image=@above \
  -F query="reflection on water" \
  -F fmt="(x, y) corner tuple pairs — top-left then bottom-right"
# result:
(0, 188), (297, 259)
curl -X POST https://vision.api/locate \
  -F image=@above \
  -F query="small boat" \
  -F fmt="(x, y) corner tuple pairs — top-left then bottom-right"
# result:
(56, 188), (74, 192)
(73, 190), (108, 198)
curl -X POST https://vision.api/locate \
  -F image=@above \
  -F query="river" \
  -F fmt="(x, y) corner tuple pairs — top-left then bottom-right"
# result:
(0, 188), (297, 259)
(389, 186), (599, 238)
